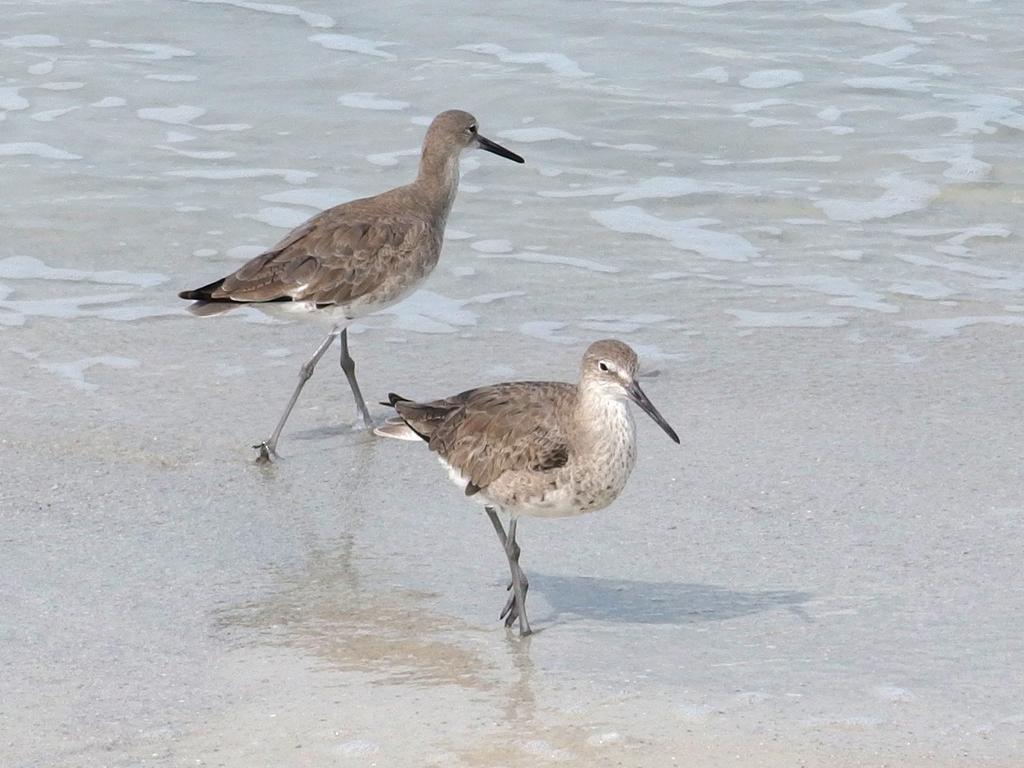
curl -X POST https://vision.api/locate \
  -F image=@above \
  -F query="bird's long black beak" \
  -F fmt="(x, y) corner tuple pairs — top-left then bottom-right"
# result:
(626, 380), (680, 444)
(476, 134), (525, 163)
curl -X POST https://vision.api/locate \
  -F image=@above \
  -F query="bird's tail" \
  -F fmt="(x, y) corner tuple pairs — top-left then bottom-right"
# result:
(373, 393), (427, 441)
(178, 277), (226, 302)
(179, 278), (241, 316)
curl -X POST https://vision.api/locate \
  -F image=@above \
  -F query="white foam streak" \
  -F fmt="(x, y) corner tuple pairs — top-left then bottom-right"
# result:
(0, 142), (81, 160)
(88, 39), (195, 60)
(309, 33), (396, 58)
(727, 310), (849, 328)
(165, 168), (316, 184)
(825, 4), (915, 32)
(2, 35), (62, 48)
(185, 0), (334, 28)
(371, 290), (523, 334)
(41, 356), (140, 391)
(476, 251), (620, 274)
(338, 93), (410, 111)
(901, 316), (1024, 338)
(591, 207), (760, 262)
(0, 87), (30, 111)
(0, 257), (166, 287)
(239, 207), (310, 229)
(496, 127), (582, 143)
(740, 69), (804, 89)
(456, 43), (591, 78)
(815, 174), (938, 222)
(260, 189), (355, 208)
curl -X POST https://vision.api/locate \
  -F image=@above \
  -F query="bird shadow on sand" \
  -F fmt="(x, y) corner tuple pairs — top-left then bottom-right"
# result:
(533, 574), (811, 626)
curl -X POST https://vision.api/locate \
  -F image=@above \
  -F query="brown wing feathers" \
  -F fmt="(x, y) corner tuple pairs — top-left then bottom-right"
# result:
(388, 383), (573, 496)
(178, 240), (313, 304)
(178, 201), (425, 306)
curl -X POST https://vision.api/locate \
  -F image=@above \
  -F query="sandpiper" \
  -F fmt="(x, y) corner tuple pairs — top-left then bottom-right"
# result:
(179, 110), (524, 461)
(375, 339), (680, 636)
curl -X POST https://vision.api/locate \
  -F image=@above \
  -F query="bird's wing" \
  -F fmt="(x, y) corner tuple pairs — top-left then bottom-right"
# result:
(205, 201), (435, 304)
(394, 382), (574, 495)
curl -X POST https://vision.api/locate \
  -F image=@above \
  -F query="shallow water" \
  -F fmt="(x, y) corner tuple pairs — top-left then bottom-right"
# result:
(2, 1), (1023, 766)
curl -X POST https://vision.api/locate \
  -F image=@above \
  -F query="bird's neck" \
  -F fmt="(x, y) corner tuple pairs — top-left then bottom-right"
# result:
(574, 388), (637, 464)
(414, 146), (461, 215)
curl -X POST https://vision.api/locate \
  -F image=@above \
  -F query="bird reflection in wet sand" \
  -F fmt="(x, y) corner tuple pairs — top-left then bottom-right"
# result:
(214, 537), (490, 688)
(376, 339), (680, 636)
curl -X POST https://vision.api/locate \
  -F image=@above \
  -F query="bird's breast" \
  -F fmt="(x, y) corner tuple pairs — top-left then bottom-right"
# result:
(568, 399), (638, 513)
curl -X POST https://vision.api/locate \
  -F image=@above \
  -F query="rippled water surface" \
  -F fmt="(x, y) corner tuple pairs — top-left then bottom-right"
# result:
(2, 1), (1022, 766)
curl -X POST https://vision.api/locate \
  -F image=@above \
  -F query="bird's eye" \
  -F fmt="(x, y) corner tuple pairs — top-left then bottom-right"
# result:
(598, 361), (610, 372)
(467, 125), (478, 134)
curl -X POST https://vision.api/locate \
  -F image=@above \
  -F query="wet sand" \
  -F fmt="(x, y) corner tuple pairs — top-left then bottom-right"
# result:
(4, 320), (1022, 766)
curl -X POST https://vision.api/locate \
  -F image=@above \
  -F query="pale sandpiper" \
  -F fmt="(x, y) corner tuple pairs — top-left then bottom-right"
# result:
(376, 339), (680, 635)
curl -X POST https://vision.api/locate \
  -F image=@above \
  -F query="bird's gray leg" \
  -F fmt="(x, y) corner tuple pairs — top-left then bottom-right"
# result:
(255, 326), (341, 462)
(486, 508), (520, 623)
(505, 518), (531, 636)
(339, 327), (373, 428)
(486, 507), (531, 636)
(486, 505), (508, 547)
(502, 519), (529, 632)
